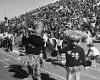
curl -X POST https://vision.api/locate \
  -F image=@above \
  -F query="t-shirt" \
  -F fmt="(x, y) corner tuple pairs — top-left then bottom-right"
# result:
(86, 37), (93, 44)
(89, 47), (100, 56)
(66, 46), (86, 67)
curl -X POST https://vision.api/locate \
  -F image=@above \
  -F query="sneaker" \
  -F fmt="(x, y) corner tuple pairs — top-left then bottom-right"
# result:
(85, 67), (90, 70)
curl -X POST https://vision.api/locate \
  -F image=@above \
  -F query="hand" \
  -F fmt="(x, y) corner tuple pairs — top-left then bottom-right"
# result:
(61, 60), (66, 65)
(40, 53), (43, 58)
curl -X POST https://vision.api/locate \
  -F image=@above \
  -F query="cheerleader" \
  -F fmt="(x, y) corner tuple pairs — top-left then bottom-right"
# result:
(65, 38), (86, 80)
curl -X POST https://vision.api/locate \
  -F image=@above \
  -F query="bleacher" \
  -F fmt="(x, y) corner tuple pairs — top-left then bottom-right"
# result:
(0, 0), (100, 37)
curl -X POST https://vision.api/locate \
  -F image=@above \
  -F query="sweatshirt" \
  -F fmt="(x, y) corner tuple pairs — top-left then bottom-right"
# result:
(65, 46), (86, 67)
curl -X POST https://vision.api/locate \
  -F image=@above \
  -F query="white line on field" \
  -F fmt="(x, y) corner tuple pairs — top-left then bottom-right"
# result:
(1, 51), (18, 60)
(3, 59), (11, 60)
(0, 58), (28, 76)
(89, 67), (100, 72)
(0, 58), (9, 65)
(81, 73), (100, 80)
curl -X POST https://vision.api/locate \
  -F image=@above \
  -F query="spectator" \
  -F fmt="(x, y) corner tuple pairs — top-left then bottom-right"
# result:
(86, 43), (100, 67)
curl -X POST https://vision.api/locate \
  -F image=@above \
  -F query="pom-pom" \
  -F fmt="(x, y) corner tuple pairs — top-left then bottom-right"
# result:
(63, 30), (88, 41)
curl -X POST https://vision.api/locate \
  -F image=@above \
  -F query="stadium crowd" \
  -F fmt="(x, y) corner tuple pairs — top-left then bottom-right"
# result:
(0, 0), (100, 39)
(0, 0), (100, 80)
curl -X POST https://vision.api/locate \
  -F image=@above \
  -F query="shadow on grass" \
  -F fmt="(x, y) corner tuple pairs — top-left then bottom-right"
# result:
(93, 40), (100, 43)
(41, 73), (56, 80)
(7, 64), (28, 79)
(7, 64), (56, 80)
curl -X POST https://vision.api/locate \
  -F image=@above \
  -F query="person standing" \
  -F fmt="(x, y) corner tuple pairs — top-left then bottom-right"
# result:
(21, 20), (45, 80)
(63, 38), (86, 80)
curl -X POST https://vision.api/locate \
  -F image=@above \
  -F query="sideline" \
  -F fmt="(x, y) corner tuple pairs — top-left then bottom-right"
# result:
(81, 73), (100, 80)
(1, 51), (19, 60)
(89, 67), (100, 72)
(0, 58), (9, 65)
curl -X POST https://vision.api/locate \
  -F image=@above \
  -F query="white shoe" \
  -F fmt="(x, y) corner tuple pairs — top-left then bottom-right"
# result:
(91, 65), (96, 68)
(85, 67), (90, 70)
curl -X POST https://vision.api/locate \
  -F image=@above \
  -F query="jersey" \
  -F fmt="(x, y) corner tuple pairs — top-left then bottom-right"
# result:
(66, 46), (86, 67)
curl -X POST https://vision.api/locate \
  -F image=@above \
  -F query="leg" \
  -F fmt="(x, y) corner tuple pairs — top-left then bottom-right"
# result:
(35, 64), (41, 80)
(27, 65), (33, 76)
(66, 72), (72, 80)
(91, 56), (99, 68)
(92, 60), (96, 68)
(42, 47), (47, 60)
(75, 71), (80, 80)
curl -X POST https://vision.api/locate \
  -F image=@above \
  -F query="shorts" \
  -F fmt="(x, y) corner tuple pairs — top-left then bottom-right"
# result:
(66, 65), (84, 73)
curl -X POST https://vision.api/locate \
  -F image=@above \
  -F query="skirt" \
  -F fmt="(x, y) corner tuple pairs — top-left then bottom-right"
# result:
(66, 65), (84, 73)
(19, 54), (43, 68)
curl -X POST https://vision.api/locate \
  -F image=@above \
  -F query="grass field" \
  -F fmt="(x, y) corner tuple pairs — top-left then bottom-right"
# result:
(0, 42), (100, 80)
